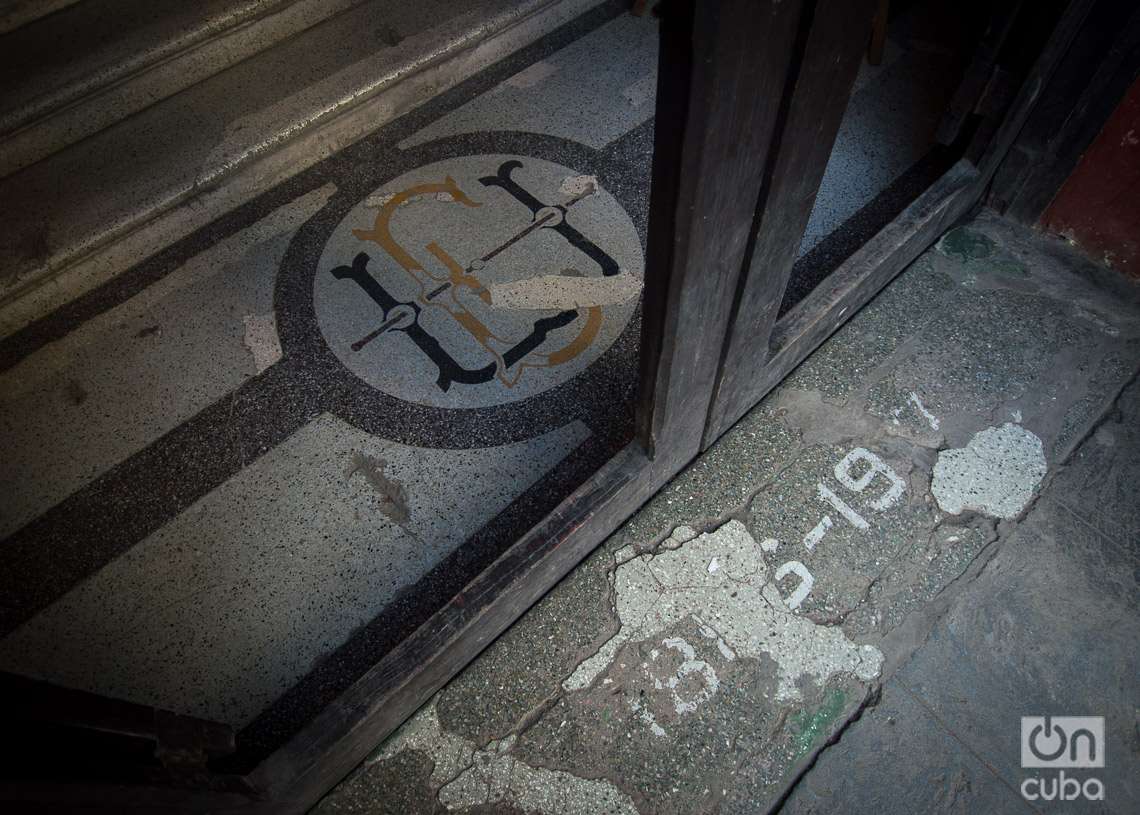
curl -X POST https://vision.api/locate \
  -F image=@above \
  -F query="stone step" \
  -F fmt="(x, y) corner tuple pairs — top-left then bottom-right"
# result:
(0, 0), (83, 35)
(0, 0), (370, 178)
(0, 0), (603, 337)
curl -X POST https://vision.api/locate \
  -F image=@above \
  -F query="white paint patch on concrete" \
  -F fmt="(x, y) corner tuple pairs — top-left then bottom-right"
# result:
(241, 313), (282, 373)
(908, 391), (940, 430)
(489, 269), (642, 310)
(653, 637), (719, 715)
(376, 701), (638, 814)
(563, 520), (883, 701)
(376, 699), (473, 784)
(630, 697), (667, 737)
(774, 561), (814, 611)
(817, 483), (869, 530)
(364, 191), (396, 208)
(802, 517), (832, 551)
(833, 447), (905, 511)
(695, 615), (736, 660)
(932, 423), (1047, 518)
(759, 536), (780, 553)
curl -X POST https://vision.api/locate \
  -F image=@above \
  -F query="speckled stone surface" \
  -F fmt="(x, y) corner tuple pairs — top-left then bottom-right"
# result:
(0, 0), (369, 176)
(6, 1), (1140, 803)
(0, 185), (334, 538)
(400, 12), (659, 151)
(319, 212), (1140, 813)
(0, 0), (646, 764)
(797, 1), (968, 256)
(0, 0), (604, 297)
(0, 415), (588, 726)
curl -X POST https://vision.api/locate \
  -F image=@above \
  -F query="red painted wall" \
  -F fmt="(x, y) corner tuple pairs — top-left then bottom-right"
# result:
(1042, 75), (1140, 278)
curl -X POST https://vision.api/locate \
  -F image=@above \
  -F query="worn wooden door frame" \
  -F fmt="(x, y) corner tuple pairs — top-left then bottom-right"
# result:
(1, 1), (1094, 811)
(247, 2), (808, 810)
(249, 1), (1095, 811)
(704, 0), (1095, 445)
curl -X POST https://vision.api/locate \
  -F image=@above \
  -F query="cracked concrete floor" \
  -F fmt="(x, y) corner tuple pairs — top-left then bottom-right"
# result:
(316, 213), (1140, 814)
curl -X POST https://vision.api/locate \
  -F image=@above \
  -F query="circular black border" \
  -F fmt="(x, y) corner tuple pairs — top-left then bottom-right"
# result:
(274, 131), (644, 449)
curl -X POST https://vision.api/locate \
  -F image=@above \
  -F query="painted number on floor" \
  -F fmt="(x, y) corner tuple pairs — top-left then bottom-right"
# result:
(775, 447), (905, 611)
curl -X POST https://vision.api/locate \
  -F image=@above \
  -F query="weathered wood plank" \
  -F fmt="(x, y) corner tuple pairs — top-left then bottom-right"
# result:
(934, 1), (1025, 147)
(998, 3), (1140, 223)
(703, 0), (878, 446)
(975, 0), (1097, 185)
(637, 0), (807, 463)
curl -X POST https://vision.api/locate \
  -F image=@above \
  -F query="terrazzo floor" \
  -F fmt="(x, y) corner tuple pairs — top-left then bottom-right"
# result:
(0, 0), (967, 770)
(317, 214), (1140, 815)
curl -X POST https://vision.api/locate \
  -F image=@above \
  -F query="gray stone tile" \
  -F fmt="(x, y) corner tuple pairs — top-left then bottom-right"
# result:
(1051, 347), (1137, 461)
(1051, 378), (1140, 549)
(893, 499), (1140, 811)
(865, 285), (1096, 446)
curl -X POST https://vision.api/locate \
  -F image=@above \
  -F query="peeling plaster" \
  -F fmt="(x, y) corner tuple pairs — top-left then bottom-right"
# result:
(376, 702), (638, 814)
(562, 521), (883, 701)
(932, 423), (1046, 518)
(364, 191), (396, 208)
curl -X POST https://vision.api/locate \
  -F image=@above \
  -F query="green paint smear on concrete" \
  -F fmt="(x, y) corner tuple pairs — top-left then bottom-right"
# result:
(791, 689), (847, 759)
(989, 257), (1029, 277)
(938, 227), (995, 262)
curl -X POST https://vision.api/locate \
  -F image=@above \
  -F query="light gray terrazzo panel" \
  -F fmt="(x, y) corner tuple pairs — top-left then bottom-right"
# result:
(799, 29), (959, 255)
(0, 186), (333, 538)
(400, 13), (658, 151)
(0, 414), (588, 727)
